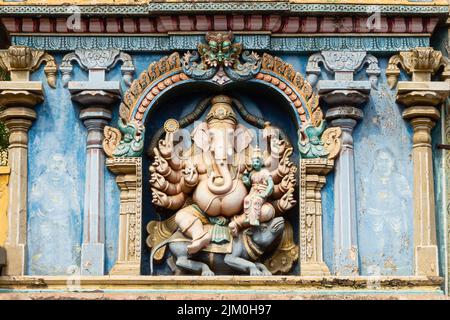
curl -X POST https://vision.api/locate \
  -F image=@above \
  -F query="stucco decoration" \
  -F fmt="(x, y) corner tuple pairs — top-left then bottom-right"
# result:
(298, 120), (342, 160)
(104, 32), (325, 159)
(60, 49), (135, 87)
(103, 33), (335, 276)
(0, 46), (56, 87)
(387, 47), (450, 89)
(182, 31), (261, 83)
(306, 51), (380, 89)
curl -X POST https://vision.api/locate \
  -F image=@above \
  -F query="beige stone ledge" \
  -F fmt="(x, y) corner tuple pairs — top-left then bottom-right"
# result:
(0, 292), (448, 300)
(0, 276), (444, 292)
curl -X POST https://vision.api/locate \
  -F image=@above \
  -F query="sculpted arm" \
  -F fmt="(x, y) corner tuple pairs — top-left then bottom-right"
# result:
(272, 188), (296, 215)
(271, 147), (294, 184)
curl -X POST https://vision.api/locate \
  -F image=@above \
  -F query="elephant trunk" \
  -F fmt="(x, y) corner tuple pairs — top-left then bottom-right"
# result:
(207, 160), (233, 195)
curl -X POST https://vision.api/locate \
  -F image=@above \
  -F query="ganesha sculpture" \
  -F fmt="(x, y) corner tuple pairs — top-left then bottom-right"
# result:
(148, 95), (298, 275)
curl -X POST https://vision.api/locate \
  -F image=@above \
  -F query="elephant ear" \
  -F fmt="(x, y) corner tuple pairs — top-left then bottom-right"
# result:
(191, 122), (210, 151)
(234, 124), (254, 153)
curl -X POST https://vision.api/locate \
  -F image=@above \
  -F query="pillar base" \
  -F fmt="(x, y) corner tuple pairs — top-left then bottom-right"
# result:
(3, 243), (25, 276)
(81, 243), (105, 276)
(415, 245), (439, 277)
(110, 262), (141, 276)
(300, 262), (331, 276)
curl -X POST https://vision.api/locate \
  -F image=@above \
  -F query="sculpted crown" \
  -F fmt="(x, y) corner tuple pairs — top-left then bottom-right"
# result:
(206, 95), (237, 125)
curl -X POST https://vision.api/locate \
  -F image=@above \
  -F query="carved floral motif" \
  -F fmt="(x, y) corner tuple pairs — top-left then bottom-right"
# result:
(60, 48), (135, 87)
(0, 46), (57, 87)
(387, 47), (450, 88)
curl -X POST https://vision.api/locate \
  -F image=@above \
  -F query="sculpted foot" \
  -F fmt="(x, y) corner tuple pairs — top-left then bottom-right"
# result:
(250, 267), (264, 276)
(187, 232), (211, 255)
(202, 268), (215, 276)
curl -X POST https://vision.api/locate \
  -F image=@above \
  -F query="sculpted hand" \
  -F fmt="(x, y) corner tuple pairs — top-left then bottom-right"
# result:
(279, 188), (296, 212)
(151, 188), (169, 207)
(182, 164), (199, 186)
(278, 148), (293, 176)
(150, 172), (167, 191)
(158, 133), (174, 158)
(280, 172), (296, 191)
(152, 148), (170, 176)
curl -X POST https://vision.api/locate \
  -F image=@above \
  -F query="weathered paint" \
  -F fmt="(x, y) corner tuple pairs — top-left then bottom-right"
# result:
(354, 58), (414, 276)
(20, 52), (440, 280)
(27, 56), (86, 275)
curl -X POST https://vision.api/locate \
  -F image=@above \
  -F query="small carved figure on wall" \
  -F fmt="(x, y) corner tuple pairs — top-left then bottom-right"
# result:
(229, 147), (275, 236)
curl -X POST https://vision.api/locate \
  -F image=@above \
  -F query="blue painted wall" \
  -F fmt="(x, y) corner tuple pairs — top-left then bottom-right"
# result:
(24, 51), (431, 277)
(353, 58), (414, 276)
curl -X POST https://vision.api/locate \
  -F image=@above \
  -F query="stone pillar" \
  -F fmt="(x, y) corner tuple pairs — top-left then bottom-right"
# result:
(106, 158), (142, 275)
(300, 159), (334, 276)
(0, 46), (56, 275)
(388, 47), (450, 276)
(307, 51), (380, 275)
(75, 99), (114, 276)
(61, 49), (134, 275)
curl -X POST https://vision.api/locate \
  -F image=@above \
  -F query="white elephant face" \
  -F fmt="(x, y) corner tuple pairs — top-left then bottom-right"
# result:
(192, 121), (254, 164)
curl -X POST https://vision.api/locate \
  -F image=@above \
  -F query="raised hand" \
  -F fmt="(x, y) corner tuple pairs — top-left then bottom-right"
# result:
(150, 172), (167, 191)
(182, 164), (199, 187)
(151, 188), (169, 207)
(152, 148), (170, 176)
(280, 171), (296, 191)
(158, 133), (174, 158)
(279, 188), (296, 212)
(278, 147), (293, 176)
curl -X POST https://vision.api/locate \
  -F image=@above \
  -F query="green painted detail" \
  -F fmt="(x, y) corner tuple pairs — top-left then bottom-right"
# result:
(113, 119), (145, 158)
(298, 120), (329, 159)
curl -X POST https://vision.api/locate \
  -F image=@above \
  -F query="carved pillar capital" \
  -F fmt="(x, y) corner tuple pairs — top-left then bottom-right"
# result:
(0, 45), (56, 87)
(0, 46), (56, 276)
(387, 47), (450, 88)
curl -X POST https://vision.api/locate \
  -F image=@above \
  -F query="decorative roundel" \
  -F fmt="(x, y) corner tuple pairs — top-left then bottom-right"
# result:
(164, 119), (180, 133)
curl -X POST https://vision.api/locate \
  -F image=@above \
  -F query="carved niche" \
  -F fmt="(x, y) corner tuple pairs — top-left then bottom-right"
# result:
(103, 32), (339, 276)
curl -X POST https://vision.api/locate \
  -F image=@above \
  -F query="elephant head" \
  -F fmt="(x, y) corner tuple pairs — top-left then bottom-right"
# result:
(192, 95), (253, 195)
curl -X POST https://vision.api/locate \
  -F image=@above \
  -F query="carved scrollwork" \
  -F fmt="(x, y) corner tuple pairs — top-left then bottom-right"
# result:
(306, 51), (380, 89)
(103, 119), (145, 158)
(387, 47), (450, 89)
(321, 127), (342, 161)
(60, 49), (135, 87)
(298, 119), (342, 160)
(264, 221), (299, 275)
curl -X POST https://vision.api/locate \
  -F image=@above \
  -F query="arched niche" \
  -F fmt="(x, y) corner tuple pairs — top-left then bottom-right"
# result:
(103, 36), (332, 276)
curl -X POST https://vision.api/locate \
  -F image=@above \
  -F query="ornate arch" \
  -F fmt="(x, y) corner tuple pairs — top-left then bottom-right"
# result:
(102, 32), (333, 276)
(104, 31), (324, 158)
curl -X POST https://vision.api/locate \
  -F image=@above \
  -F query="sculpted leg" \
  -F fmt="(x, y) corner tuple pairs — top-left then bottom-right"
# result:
(224, 254), (262, 276)
(175, 209), (211, 255)
(175, 256), (215, 276)
(260, 203), (275, 223)
(255, 262), (272, 276)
